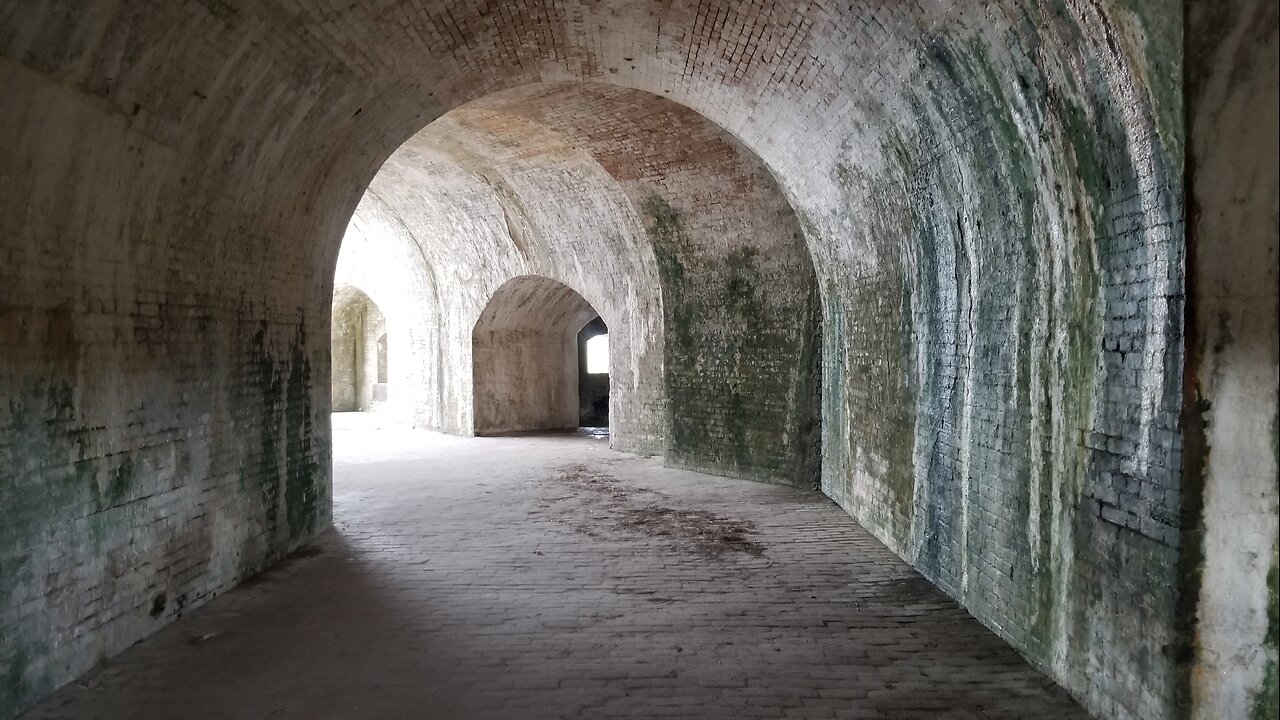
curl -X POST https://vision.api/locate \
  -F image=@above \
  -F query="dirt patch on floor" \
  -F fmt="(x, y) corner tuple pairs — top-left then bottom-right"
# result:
(543, 464), (764, 558)
(618, 505), (764, 557)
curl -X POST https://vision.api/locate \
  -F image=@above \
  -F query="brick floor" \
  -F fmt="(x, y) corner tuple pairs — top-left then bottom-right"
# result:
(22, 415), (1087, 719)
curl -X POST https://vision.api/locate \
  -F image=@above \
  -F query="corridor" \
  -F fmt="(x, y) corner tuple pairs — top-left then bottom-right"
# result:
(22, 418), (1085, 720)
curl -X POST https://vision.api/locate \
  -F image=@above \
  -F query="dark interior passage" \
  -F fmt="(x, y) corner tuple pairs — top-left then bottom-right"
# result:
(577, 316), (610, 429)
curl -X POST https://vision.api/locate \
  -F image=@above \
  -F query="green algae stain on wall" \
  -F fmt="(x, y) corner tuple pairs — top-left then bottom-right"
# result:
(104, 455), (135, 509)
(815, 142), (920, 550)
(884, 7), (1185, 716)
(791, 281), (824, 490)
(642, 196), (700, 463)
(643, 195), (717, 467)
(1, 648), (27, 715)
(247, 323), (285, 545)
(0, 647), (49, 720)
(960, 31), (1106, 659)
(0, 381), (94, 716)
(641, 193), (819, 486)
(818, 277), (850, 507)
(244, 319), (329, 564)
(1, 305), (335, 720)
(723, 247), (765, 334)
(1256, 537), (1279, 720)
(645, 198), (695, 353)
(284, 333), (324, 542)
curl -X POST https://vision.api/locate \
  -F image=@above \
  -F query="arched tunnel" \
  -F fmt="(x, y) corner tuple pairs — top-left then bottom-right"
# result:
(0, 2), (1276, 719)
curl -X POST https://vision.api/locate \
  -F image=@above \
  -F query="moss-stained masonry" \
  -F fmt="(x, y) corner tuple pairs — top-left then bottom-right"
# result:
(642, 195), (821, 488)
(1183, 0), (1280, 717)
(809, 2), (1185, 718)
(0, 379), (83, 714)
(246, 321), (327, 548)
(1257, 538), (1279, 720)
(0, 308), (330, 718)
(1, 2), (1272, 719)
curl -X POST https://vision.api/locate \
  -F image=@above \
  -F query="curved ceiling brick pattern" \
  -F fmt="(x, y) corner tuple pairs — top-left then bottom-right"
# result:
(0, 3), (1275, 720)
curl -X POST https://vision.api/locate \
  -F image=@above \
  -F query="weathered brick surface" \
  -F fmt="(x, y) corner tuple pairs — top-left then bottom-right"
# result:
(329, 285), (385, 413)
(364, 112), (668, 452)
(356, 83), (820, 483)
(332, 191), (445, 427)
(0, 2), (1271, 720)
(465, 83), (820, 486)
(472, 276), (597, 435)
(1183, 0), (1280, 717)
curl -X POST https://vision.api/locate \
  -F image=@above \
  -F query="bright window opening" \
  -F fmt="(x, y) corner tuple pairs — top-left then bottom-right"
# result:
(586, 334), (609, 375)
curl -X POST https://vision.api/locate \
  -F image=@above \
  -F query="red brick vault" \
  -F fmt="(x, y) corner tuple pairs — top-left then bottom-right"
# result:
(0, 2), (1275, 720)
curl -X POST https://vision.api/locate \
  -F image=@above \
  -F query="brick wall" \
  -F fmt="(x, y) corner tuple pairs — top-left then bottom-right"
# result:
(330, 286), (386, 413)
(1184, 0), (1280, 716)
(334, 192), (444, 428)
(453, 84), (821, 487)
(472, 277), (596, 435)
(1, 3), (1269, 720)
(359, 115), (668, 452)
(1, 4), (357, 714)
(352, 84), (820, 479)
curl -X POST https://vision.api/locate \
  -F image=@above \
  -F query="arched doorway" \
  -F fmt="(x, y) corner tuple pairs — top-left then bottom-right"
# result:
(472, 276), (604, 435)
(331, 285), (388, 413)
(577, 316), (609, 429)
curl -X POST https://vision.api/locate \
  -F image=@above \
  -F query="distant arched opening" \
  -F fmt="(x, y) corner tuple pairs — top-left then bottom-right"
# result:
(472, 276), (604, 435)
(331, 285), (388, 412)
(578, 318), (609, 429)
(374, 332), (389, 402)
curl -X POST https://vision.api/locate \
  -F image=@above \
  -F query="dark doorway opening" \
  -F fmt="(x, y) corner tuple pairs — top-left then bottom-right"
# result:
(577, 316), (609, 433)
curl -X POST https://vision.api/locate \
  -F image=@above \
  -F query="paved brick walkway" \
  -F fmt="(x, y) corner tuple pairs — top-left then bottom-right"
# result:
(23, 416), (1087, 719)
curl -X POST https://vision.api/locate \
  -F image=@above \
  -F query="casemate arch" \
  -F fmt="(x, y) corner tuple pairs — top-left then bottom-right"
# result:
(333, 192), (442, 427)
(344, 82), (821, 485)
(471, 276), (607, 435)
(0, 3), (1275, 720)
(329, 285), (387, 413)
